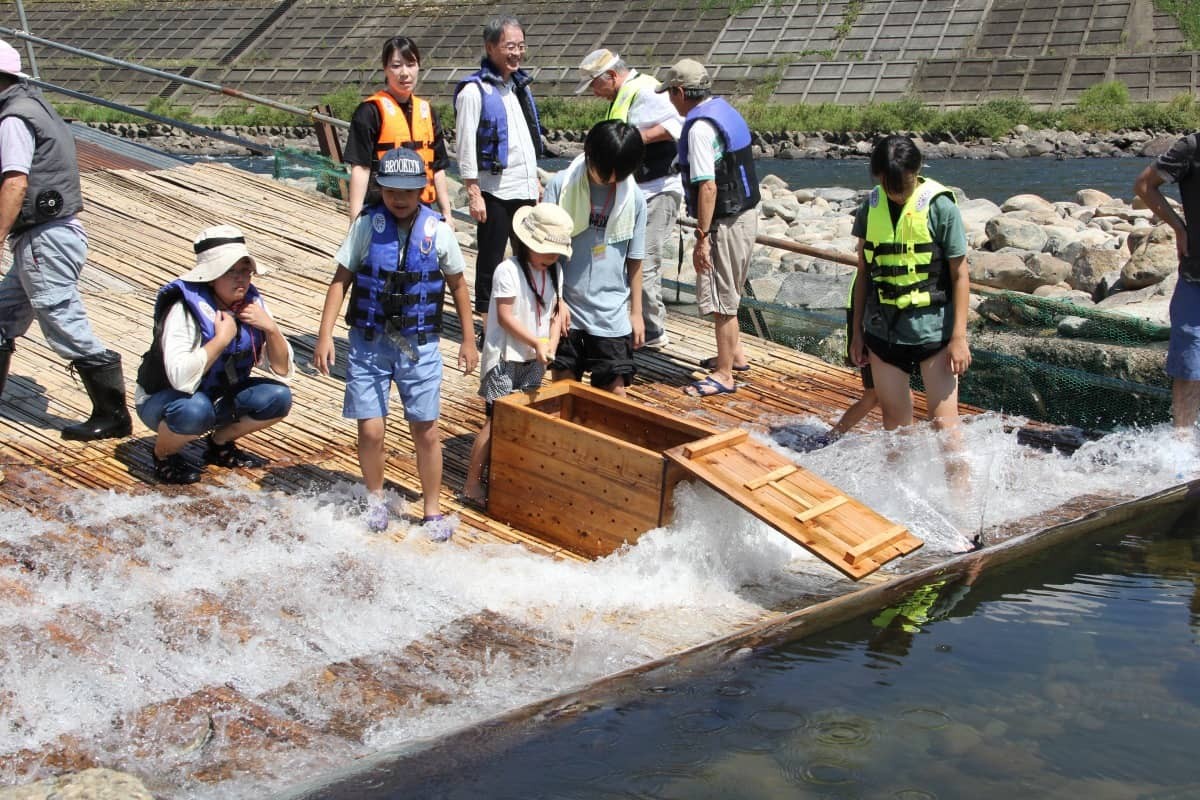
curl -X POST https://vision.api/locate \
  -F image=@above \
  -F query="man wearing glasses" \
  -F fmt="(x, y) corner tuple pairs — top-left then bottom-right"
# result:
(454, 15), (543, 333)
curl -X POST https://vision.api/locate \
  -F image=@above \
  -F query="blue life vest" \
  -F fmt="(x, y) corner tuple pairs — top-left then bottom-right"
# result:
(345, 203), (444, 344)
(137, 280), (264, 396)
(678, 97), (761, 219)
(453, 58), (543, 175)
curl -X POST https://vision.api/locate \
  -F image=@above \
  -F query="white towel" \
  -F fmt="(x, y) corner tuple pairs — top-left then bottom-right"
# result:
(556, 154), (638, 243)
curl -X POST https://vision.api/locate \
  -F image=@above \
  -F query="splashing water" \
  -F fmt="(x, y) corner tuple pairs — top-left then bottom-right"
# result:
(0, 414), (1193, 797)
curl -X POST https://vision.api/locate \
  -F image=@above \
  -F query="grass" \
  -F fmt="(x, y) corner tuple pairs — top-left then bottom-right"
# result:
(56, 80), (1200, 140)
(1155, 0), (1200, 49)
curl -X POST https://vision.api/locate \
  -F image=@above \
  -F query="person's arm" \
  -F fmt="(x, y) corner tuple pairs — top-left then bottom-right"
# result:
(348, 165), (372, 221)
(0, 171), (26, 262)
(692, 180), (717, 274)
(313, 265), (354, 376)
(627, 257), (644, 348)
(236, 298), (292, 378)
(850, 239), (869, 367)
(445, 271), (479, 373)
(638, 123), (674, 144)
(945, 255), (971, 375)
(455, 84), (487, 224)
(1134, 164), (1188, 259)
(433, 169), (453, 220)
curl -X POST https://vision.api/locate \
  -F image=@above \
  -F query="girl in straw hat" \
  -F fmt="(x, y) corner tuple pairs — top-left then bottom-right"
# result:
(462, 203), (570, 506)
(135, 225), (294, 484)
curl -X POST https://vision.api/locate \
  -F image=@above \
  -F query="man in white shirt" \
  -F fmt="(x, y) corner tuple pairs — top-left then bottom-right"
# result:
(577, 48), (684, 349)
(0, 39), (131, 440)
(454, 15), (543, 326)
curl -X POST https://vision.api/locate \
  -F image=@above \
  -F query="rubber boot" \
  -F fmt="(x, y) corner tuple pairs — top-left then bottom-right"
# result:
(0, 338), (12, 400)
(62, 350), (132, 441)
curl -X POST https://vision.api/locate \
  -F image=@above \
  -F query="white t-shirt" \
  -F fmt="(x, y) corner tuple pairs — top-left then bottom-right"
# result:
(685, 102), (726, 184)
(624, 71), (684, 199)
(454, 80), (540, 201)
(480, 256), (561, 376)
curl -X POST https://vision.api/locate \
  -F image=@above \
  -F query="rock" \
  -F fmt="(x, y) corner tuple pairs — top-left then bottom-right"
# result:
(1000, 193), (1056, 214)
(1141, 133), (1180, 159)
(812, 187), (858, 203)
(1075, 188), (1113, 207)
(958, 198), (1003, 231)
(1042, 225), (1083, 258)
(1024, 252), (1073, 287)
(986, 215), (1049, 252)
(968, 250), (1035, 291)
(0, 768), (154, 800)
(1034, 285), (1094, 305)
(760, 173), (789, 192)
(1092, 269), (1124, 301)
(761, 196), (802, 223)
(774, 271), (852, 309)
(1070, 247), (1127, 293)
(1122, 224), (1179, 289)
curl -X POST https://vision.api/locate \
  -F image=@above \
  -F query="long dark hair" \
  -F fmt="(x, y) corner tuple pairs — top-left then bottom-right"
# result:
(869, 135), (922, 198)
(513, 240), (560, 318)
(381, 36), (421, 68)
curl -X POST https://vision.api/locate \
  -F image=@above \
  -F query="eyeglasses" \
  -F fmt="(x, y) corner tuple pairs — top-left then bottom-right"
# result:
(499, 43), (527, 54)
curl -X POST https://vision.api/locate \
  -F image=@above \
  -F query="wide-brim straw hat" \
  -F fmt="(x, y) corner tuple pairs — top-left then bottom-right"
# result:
(179, 224), (266, 283)
(512, 203), (573, 259)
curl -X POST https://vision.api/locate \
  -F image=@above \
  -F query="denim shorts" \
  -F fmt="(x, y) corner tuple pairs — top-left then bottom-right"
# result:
(137, 377), (292, 435)
(343, 326), (443, 422)
(1168, 277), (1200, 381)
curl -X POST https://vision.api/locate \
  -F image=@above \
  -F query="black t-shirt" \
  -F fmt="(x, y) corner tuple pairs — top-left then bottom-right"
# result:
(343, 92), (450, 173)
(1153, 133), (1200, 269)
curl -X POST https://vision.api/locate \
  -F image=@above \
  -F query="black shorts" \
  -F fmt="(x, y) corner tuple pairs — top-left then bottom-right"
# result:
(864, 332), (948, 376)
(550, 329), (636, 388)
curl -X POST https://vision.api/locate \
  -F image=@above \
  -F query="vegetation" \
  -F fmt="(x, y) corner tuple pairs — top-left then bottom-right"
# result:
(1155, 0), (1200, 49)
(55, 80), (1200, 141)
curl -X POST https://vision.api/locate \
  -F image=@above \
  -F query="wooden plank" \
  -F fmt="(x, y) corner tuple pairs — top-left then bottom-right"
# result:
(844, 524), (910, 565)
(795, 495), (849, 523)
(744, 464), (798, 491)
(682, 429), (749, 460)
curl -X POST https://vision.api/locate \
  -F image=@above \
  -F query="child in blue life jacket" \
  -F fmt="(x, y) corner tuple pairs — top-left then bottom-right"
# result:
(314, 147), (479, 537)
(849, 135), (971, 484)
(462, 203), (570, 506)
(135, 225), (295, 485)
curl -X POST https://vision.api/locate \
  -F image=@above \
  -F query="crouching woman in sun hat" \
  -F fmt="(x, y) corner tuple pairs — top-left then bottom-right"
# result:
(135, 225), (295, 484)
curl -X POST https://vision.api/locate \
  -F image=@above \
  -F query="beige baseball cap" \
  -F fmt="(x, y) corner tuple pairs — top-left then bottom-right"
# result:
(654, 58), (711, 93)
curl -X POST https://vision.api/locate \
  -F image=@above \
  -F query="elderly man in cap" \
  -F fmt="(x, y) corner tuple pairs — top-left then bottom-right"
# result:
(657, 58), (760, 397)
(577, 48), (683, 350)
(0, 39), (131, 439)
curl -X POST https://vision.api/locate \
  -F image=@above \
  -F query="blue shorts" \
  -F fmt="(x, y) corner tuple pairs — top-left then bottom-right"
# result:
(1168, 277), (1200, 381)
(343, 327), (443, 422)
(137, 377), (292, 435)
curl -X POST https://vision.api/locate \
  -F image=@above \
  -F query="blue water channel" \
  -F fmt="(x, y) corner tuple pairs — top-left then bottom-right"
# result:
(301, 497), (1200, 799)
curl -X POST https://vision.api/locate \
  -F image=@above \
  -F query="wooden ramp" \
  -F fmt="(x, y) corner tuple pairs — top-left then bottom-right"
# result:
(667, 429), (922, 579)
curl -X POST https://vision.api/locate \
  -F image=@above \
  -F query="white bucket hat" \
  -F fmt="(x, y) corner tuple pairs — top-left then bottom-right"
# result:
(512, 203), (573, 258)
(575, 48), (620, 94)
(179, 225), (265, 283)
(0, 41), (29, 80)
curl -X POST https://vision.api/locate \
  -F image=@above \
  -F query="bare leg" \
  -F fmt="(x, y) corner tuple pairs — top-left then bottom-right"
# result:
(357, 417), (387, 495)
(463, 418), (492, 501)
(211, 416), (283, 446)
(154, 423), (201, 458)
(867, 353), (914, 430)
(920, 352), (969, 494)
(1173, 378), (1200, 436)
(709, 312), (740, 390)
(832, 388), (878, 436)
(410, 418), (442, 519)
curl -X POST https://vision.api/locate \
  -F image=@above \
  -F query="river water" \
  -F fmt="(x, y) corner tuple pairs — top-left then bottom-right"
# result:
(2, 417), (1197, 797)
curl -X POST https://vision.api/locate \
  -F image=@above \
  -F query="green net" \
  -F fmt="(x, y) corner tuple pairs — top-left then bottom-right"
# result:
(273, 147), (348, 200)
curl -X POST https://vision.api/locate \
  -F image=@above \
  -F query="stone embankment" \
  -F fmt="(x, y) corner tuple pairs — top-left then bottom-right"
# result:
(85, 122), (1182, 162)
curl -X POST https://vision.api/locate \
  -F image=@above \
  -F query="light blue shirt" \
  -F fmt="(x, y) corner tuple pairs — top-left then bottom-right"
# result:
(543, 172), (646, 337)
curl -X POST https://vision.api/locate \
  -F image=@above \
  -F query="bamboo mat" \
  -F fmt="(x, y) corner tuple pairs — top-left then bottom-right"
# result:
(0, 162), (912, 559)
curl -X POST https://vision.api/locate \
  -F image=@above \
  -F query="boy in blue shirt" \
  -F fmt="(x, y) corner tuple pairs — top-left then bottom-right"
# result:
(544, 120), (646, 395)
(314, 148), (478, 536)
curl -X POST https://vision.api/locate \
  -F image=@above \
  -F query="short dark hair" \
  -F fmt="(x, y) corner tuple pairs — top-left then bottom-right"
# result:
(870, 135), (923, 197)
(380, 36), (421, 68)
(484, 15), (523, 45)
(682, 87), (710, 101)
(584, 120), (644, 184)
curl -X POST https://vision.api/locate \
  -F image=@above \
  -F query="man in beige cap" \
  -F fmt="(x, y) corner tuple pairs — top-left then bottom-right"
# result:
(657, 58), (760, 397)
(577, 48), (683, 350)
(0, 39), (131, 439)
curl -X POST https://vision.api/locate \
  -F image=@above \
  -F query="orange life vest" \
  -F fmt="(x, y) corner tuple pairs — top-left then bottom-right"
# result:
(367, 91), (437, 205)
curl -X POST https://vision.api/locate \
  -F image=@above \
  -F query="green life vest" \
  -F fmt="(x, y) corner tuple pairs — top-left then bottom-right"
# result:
(605, 72), (657, 122)
(605, 72), (676, 184)
(863, 177), (955, 310)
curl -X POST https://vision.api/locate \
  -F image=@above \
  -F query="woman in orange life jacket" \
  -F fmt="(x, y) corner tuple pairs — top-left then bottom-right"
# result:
(344, 36), (453, 221)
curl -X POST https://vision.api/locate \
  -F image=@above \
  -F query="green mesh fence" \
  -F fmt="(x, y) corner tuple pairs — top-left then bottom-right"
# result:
(273, 147), (348, 200)
(975, 289), (1170, 344)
